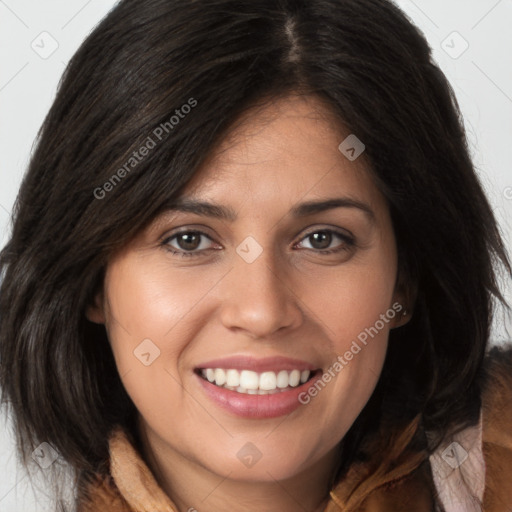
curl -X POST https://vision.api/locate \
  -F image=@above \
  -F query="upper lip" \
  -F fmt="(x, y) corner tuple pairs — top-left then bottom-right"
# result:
(195, 355), (318, 373)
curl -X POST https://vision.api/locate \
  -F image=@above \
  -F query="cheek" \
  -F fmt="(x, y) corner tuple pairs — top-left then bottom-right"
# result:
(333, 270), (396, 350)
(101, 257), (210, 428)
(102, 256), (223, 368)
(303, 253), (397, 352)
(301, 290), (392, 448)
(297, 246), (396, 422)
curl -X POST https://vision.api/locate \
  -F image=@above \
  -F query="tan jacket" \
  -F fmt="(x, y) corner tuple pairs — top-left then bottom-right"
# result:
(77, 347), (512, 511)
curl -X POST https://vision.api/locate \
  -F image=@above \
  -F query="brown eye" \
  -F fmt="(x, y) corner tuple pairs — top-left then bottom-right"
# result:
(175, 232), (202, 251)
(296, 229), (355, 254)
(308, 232), (332, 250)
(162, 230), (216, 257)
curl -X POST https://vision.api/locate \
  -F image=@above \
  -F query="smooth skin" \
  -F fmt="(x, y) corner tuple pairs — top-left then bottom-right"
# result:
(87, 94), (410, 512)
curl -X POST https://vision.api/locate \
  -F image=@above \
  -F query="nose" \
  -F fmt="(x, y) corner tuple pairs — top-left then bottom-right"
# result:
(218, 246), (304, 339)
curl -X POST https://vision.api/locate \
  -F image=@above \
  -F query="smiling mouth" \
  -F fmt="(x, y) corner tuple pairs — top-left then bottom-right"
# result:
(195, 368), (320, 395)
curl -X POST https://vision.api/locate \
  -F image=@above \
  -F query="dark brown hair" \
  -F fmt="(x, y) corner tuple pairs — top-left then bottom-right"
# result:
(1, 0), (510, 510)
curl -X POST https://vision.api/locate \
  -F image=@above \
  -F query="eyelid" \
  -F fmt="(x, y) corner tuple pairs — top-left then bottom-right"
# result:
(299, 225), (355, 242)
(160, 225), (216, 243)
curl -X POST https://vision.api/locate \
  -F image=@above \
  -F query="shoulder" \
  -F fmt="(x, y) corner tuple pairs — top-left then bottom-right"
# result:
(480, 343), (512, 509)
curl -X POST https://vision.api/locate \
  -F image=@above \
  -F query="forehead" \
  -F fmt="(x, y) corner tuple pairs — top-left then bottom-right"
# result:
(177, 94), (385, 215)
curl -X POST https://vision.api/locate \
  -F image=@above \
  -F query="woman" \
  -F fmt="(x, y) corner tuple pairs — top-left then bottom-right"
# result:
(1, 0), (511, 511)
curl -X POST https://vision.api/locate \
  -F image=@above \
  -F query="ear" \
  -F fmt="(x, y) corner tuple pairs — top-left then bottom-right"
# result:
(390, 297), (412, 328)
(390, 268), (417, 329)
(85, 288), (106, 324)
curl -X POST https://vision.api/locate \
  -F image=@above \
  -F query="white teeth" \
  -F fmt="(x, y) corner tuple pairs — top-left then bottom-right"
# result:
(289, 369), (301, 387)
(214, 368), (226, 386)
(259, 371), (277, 390)
(226, 369), (240, 387)
(200, 368), (312, 394)
(240, 370), (259, 390)
(276, 370), (289, 388)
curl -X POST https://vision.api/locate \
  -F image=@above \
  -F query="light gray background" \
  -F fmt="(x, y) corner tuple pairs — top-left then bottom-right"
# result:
(1, 0), (511, 510)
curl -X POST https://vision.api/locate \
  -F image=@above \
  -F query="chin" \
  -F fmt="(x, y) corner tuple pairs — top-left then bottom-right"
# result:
(195, 444), (319, 483)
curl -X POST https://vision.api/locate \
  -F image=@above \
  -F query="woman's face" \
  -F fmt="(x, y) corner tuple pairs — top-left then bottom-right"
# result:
(89, 95), (406, 483)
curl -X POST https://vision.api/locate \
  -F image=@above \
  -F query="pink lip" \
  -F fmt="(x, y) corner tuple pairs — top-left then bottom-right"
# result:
(195, 355), (317, 373)
(194, 360), (322, 419)
(195, 372), (321, 418)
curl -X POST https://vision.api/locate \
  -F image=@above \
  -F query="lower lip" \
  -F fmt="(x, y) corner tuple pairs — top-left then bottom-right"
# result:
(195, 372), (321, 419)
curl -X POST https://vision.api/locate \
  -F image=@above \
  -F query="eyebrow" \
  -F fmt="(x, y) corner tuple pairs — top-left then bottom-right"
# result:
(162, 197), (375, 222)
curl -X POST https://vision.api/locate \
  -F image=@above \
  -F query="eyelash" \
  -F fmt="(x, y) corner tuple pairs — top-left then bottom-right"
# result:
(161, 228), (355, 258)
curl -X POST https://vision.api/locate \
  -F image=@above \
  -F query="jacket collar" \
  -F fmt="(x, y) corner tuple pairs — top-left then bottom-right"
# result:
(79, 409), (485, 512)
(107, 426), (178, 512)
(74, 346), (512, 512)
(99, 414), (433, 512)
